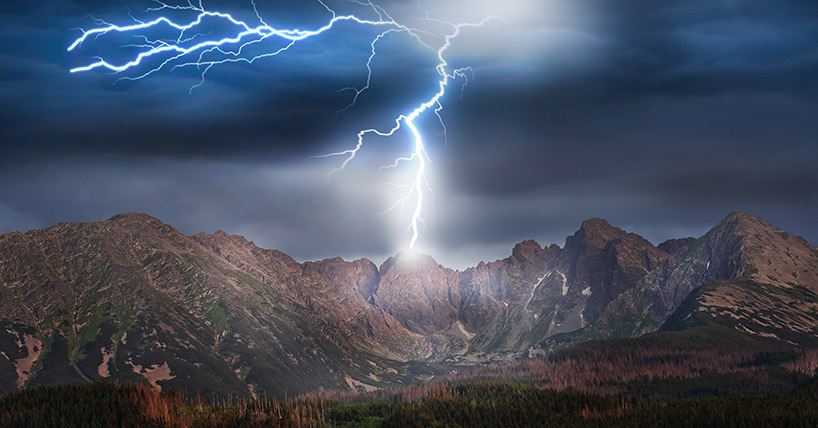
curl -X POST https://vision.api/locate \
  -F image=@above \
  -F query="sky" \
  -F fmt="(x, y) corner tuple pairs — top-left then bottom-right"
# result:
(1, 0), (817, 269)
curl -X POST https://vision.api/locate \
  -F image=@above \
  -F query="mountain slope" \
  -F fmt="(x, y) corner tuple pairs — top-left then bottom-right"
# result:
(0, 214), (436, 397)
(588, 212), (818, 343)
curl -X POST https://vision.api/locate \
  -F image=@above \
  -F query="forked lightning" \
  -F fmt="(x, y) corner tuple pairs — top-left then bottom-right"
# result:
(68, 0), (493, 249)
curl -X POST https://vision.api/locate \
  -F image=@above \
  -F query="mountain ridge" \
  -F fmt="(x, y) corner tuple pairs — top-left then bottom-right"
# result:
(1, 210), (815, 397)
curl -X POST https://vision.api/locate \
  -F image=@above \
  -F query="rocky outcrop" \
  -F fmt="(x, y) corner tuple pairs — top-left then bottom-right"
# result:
(657, 238), (696, 255)
(371, 252), (460, 336)
(551, 218), (669, 331)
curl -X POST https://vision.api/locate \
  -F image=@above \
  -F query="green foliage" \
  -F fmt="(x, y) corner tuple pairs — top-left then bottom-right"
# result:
(0, 382), (156, 428)
(381, 382), (617, 428)
(381, 381), (818, 428)
(3, 378), (818, 428)
(780, 284), (818, 304)
(325, 400), (392, 427)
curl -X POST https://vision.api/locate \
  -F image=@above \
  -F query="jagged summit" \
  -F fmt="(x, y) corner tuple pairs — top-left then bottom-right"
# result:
(511, 239), (545, 262)
(568, 217), (649, 251)
(379, 250), (441, 273)
(657, 238), (696, 255)
(580, 217), (615, 230)
(723, 210), (760, 222)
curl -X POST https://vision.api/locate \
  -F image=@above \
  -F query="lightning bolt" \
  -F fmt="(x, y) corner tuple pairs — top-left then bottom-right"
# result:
(68, 0), (494, 250)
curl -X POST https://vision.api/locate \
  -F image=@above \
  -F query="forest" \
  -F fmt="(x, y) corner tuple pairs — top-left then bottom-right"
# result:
(2, 376), (818, 428)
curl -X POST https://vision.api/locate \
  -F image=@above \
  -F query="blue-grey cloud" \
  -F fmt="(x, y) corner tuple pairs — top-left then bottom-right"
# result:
(1, 0), (817, 269)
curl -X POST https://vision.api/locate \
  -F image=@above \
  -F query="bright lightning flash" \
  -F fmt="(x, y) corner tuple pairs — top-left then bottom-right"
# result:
(68, 0), (494, 250)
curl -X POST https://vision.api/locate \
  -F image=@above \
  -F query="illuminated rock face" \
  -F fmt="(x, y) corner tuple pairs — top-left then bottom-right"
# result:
(371, 252), (461, 336)
(1, 211), (816, 396)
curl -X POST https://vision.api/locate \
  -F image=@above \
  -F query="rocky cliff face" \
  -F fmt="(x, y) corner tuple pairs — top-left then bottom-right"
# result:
(1, 211), (815, 396)
(371, 252), (460, 337)
(365, 218), (674, 361)
(550, 218), (669, 334)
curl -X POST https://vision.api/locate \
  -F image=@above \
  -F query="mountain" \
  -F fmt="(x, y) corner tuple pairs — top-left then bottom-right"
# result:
(0, 211), (815, 397)
(577, 212), (818, 343)
(656, 212), (818, 346)
(0, 214), (435, 397)
(418, 218), (673, 361)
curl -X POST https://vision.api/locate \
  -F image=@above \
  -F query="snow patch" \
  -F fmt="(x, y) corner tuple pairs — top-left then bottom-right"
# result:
(555, 270), (568, 296)
(581, 287), (592, 296)
(455, 321), (475, 340)
(526, 271), (551, 310)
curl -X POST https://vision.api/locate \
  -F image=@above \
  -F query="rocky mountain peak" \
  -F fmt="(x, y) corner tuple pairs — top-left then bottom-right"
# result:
(598, 210), (818, 339)
(580, 217), (614, 230)
(709, 211), (810, 247)
(373, 251), (459, 336)
(379, 251), (441, 274)
(657, 238), (696, 255)
(714, 211), (812, 248)
(724, 210), (759, 222)
(580, 217), (616, 232)
(302, 256), (380, 301)
(716, 211), (768, 234)
(568, 218), (631, 251)
(212, 229), (230, 238)
(104, 212), (180, 237)
(706, 211), (818, 289)
(562, 217), (665, 266)
(107, 212), (162, 223)
(511, 240), (544, 263)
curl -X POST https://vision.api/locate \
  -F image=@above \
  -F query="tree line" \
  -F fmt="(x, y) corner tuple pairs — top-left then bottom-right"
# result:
(2, 378), (818, 427)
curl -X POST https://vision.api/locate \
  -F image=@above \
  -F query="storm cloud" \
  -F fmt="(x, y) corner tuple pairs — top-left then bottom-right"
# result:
(1, 0), (817, 269)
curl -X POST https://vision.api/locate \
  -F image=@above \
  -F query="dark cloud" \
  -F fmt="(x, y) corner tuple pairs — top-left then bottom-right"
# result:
(1, 0), (817, 268)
